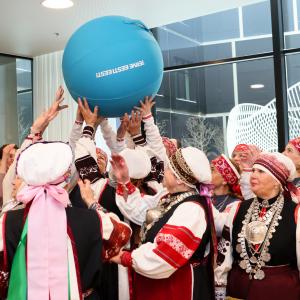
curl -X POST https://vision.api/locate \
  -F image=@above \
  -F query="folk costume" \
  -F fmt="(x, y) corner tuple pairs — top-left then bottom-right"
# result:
(0, 141), (131, 300)
(74, 126), (156, 300)
(118, 147), (218, 300)
(211, 154), (241, 212)
(215, 152), (300, 300)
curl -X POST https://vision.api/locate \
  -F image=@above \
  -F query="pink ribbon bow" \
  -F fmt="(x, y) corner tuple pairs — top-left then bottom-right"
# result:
(17, 184), (69, 300)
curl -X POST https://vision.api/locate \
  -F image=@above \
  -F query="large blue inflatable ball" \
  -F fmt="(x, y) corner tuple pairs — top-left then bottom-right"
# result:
(62, 15), (164, 117)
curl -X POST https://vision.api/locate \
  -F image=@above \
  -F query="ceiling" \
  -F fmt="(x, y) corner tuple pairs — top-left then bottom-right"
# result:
(0, 0), (263, 58)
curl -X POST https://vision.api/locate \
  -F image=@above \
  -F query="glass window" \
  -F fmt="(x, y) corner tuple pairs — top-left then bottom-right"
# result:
(16, 59), (32, 92)
(153, 1), (272, 68)
(283, 0), (300, 49)
(242, 1), (272, 37)
(17, 91), (33, 144)
(235, 37), (272, 57)
(155, 58), (277, 157)
(237, 58), (275, 106)
(285, 53), (300, 140)
(0, 55), (33, 146)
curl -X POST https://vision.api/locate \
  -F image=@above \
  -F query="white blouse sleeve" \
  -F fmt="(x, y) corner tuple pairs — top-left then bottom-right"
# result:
(75, 134), (97, 162)
(214, 201), (241, 287)
(115, 184), (167, 226)
(143, 115), (168, 165)
(100, 119), (125, 154)
(131, 202), (207, 279)
(68, 122), (83, 152)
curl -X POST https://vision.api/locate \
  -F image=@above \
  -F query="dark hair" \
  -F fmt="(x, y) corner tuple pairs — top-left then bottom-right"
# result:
(0, 144), (18, 160)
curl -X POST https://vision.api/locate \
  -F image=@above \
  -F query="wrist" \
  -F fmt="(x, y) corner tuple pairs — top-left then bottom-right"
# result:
(120, 251), (133, 267)
(75, 120), (84, 125)
(30, 126), (43, 135)
(132, 134), (146, 146)
(118, 177), (130, 185)
(142, 113), (152, 120)
(27, 131), (42, 142)
(125, 181), (136, 194)
(82, 125), (95, 139)
(129, 130), (141, 137)
(86, 123), (96, 129)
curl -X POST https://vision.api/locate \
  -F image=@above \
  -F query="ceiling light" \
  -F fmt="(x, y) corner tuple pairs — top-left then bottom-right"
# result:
(41, 0), (74, 9)
(250, 84), (264, 89)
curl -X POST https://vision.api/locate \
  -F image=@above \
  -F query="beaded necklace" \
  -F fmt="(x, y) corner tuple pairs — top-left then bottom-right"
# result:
(140, 190), (198, 243)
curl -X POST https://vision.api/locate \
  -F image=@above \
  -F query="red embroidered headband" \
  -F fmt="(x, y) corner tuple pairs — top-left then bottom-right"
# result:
(212, 154), (240, 185)
(233, 144), (250, 153)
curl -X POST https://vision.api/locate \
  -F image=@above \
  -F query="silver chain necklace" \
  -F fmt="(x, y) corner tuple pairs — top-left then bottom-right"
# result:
(236, 193), (284, 280)
(140, 190), (198, 243)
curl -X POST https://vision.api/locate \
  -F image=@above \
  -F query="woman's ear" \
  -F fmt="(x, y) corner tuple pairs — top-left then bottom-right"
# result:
(176, 178), (183, 185)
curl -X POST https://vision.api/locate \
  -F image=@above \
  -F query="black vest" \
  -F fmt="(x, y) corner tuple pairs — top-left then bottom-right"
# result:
(4, 207), (103, 296)
(144, 194), (211, 261)
(232, 197), (297, 266)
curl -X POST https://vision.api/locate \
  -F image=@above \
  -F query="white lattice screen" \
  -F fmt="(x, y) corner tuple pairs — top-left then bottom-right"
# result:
(227, 82), (300, 155)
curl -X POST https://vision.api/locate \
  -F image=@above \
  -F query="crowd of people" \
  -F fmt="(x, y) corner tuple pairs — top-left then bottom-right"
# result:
(0, 86), (299, 300)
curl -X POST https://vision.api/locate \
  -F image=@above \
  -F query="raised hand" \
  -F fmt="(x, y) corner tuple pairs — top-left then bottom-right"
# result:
(0, 144), (16, 173)
(117, 113), (129, 140)
(134, 96), (155, 117)
(47, 86), (68, 121)
(127, 110), (142, 136)
(110, 153), (130, 184)
(239, 145), (261, 170)
(31, 86), (68, 134)
(2, 144), (16, 158)
(78, 97), (99, 128)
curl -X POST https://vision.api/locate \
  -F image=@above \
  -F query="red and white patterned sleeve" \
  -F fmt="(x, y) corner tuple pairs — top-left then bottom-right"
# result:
(123, 201), (207, 279)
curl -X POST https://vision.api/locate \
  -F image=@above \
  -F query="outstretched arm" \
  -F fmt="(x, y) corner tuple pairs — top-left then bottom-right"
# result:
(2, 86), (68, 204)
(135, 97), (168, 164)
